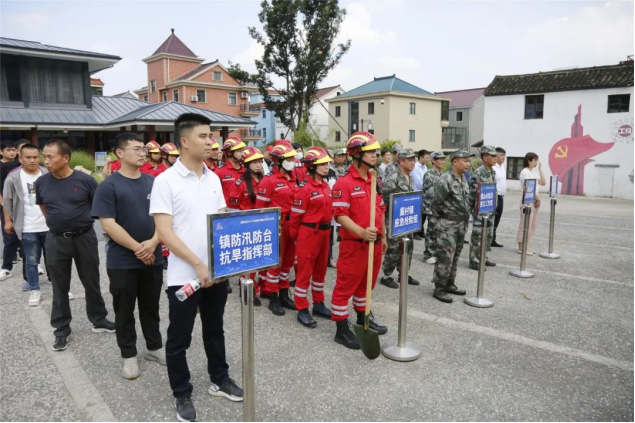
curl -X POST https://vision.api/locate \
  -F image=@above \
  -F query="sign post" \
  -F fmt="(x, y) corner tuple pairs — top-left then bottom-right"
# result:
(382, 191), (422, 362)
(465, 183), (495, 308)
(510, 179), (536, 278)
(208, 208), (281, 422)
(540, 176), (561, 259)
(94, 151), (107, 168)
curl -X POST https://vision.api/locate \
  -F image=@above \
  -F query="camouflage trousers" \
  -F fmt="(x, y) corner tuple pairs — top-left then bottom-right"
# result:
(432, 219), (468, 288)
(382, 235), (414, 278)
(469, 214), (494, 263)
(423, 215), (437, 260)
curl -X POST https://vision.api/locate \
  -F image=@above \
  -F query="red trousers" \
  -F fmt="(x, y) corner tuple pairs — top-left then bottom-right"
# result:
(265, 222), (296, 293)
(293, 226), (329, 310)
(331, 239), (383, 322)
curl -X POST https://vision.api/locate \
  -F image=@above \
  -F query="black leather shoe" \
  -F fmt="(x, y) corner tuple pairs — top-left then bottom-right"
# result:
(491, 241), (504, 248)
(227, 283), (233, 294)
(312, 302), (332, 318)
(268, 294), (285, 316)
(279, 289), (297, 310)
(380, 276), (399, 289)
(485, 259), (496, 267)
(356, 311), (387, 335)
(469, 261), (480, 271)
(253, 297), (261, 307)
(408, 276), (420, 286)
(334, 320), (360, 349)
(444, 285), (466, 296)
(297, 309), (317, 328)
(433, 288), (453, 303)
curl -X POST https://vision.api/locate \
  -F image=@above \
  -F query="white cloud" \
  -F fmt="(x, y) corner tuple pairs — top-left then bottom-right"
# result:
(338, 3), (397, 46)
(378, 56), (420, 70)
(231, 41), (264, 72)
(4, 12), (50, 31)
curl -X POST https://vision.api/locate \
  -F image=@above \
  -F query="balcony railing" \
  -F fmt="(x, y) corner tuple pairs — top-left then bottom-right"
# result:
(240, 104), (262, 112)
(240, 129), (263, 138)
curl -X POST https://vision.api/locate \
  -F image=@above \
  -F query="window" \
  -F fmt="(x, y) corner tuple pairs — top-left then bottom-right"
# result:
(456, 111), (463, 121)
(173, 89), (179, 103)
(525, 95), (544, 119)
(213, 71), (222, 81)
(335, 131), (341, 142)
(27, 58), (85, 104)
(229, 92), (237, 105)
(410, 103), (416, 114)
(608, 94), (630, 113)
(335, 106), (341, 117)
(506, 157), (524, 180)
(263, 109), (266, 118)
(441, 127), (468, 149)
(143, 95), (148, 102)
(162, 91), (168, 102)
(409, 130), (415, 142)
(150, 80), (156, 93)
(91, 87), (103, 96)
(336, 91), (341, 96)
(368, 102), (374, 115)
(441, 101), (449, 121)
(263, 128), (267, 140)
(0, 55), (22, 101)
(197, 89), (206, 103)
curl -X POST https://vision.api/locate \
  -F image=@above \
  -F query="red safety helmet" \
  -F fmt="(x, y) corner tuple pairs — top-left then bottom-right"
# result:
(160, 142), (179, 156)
(145, 141), (161, 153)
(221, 136), (246, 155)
(270, 143), (297, 165)
(265, 145), (274, 153)
(211, 135), (220, 150)
(302, 147), (332, 167)
(346, 131), (380, 155)
(242, 146), (264, 164)
(274, 139), (293, 147)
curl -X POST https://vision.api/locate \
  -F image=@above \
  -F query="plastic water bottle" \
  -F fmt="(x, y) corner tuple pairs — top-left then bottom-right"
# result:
(175, 279), (202, 301)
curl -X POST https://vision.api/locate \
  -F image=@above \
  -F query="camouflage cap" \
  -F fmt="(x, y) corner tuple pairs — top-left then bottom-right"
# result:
(398, 148), (416, 159)
(430, 151), (446, 160)
(480, 145), (498, 156)
(334, 148), (347, 156)
(450, 148), (475, 161)
(392, 144), (403, 153)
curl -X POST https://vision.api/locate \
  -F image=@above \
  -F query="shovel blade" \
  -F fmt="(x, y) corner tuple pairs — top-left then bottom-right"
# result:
(353, 323), (381, 360)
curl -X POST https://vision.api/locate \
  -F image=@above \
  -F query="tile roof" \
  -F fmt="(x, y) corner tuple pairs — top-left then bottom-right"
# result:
(335, 75), (433, 99)
(151, 29), (197, 58)
(90, 78), (104, 87)
(435, 88), (485, 107)
(485, 64), (634, 96)
(315, 85), (341, 99)
(172, 61), (218, 82)
(0, 37), (121, 60)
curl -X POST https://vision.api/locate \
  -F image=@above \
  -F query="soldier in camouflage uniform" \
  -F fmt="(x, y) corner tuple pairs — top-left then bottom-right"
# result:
(468, 145), (498, 270)
(379, 149), (420, 289)
(421, 151), (446, 264)
(330, 148), (349, 178)
(383, 144), (402, 180)
(430, 149), (474, 303)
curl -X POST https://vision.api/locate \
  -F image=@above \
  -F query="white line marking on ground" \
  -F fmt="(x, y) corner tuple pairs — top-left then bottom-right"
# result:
(500, 217), (633, 229)
(27, 305), (116, 422)
(375, 302), (634, 372)
(496, 233), (634, 250)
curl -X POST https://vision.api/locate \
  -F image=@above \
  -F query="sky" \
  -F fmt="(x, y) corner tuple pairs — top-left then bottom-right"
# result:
(1, 0), (633, 96)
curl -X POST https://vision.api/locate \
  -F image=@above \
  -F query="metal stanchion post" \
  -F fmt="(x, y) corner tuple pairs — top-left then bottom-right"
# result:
(540, 198), (561, 259)
(465, 216), (494, 307)
(510, 206), (535, 278)
(241, 280), (255, 422)
(382, 238), (421, 362)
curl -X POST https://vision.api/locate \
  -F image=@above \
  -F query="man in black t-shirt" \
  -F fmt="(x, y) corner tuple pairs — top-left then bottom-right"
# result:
(36, 139), (114, 351)
(92, 132), (165, 380)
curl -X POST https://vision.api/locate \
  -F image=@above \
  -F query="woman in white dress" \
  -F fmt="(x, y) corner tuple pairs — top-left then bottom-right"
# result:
(517, 152), (546, 254)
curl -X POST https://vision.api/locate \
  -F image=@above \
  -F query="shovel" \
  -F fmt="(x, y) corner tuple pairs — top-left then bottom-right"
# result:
(353, 168), (381, 360)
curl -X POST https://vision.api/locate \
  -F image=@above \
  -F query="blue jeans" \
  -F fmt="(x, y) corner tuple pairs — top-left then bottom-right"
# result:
(22, 231), (47, 291)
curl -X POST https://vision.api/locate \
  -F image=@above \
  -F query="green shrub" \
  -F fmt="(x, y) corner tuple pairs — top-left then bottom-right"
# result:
(69, 150), (96, 172)
(380, 139), (401, 152)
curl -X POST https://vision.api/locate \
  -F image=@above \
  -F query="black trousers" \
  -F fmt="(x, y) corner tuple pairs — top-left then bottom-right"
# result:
(46, 228), (109, 337)
(1, 208), (25, 278)
(493, 195), (504, 242)
(107, 266), (163, 358)
(166, 280), (229, 397)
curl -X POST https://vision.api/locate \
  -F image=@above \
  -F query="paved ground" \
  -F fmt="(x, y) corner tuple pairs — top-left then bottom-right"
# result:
(0, 192), (633, 421)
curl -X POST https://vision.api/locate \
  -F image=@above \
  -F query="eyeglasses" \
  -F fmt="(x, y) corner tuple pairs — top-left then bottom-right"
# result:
(121, 148), (148, 156)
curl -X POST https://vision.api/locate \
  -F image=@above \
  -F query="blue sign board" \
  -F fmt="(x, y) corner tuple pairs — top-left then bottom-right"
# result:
(477, 183), (496, 215)
(523, 179), (537, 204)
(549, 175), (558, 197)
(208, 208), (280, 281)
(389, 191), (423, 238)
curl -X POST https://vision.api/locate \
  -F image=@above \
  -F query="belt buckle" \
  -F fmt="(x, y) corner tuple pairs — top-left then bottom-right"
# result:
(63, 231), (73, 238)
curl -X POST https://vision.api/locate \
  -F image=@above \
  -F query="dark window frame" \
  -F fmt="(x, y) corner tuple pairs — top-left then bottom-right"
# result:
(335, 105), (341, 117)
(228, 92), (237, 105)
(150, 80), (156, 93)
(197, 89), (206, 103)
(409, 130), (415, 142)
(335, 131), (341, 142)
(441, 101), (449, 121)
(162, 91), (168, 102)
(524, 95), (544, 119)
(608, 94), (630, 113)
(213, 71), (223, 81)
(368, 102), (374, 115)
(173, 89), (179, 103)
(456, 111), (463, 122)
(506, 157), (524, 180)
(410, 102), (416, 115)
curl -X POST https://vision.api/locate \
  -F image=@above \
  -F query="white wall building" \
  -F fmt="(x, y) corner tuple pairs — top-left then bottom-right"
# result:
(483, 62), (634, 199)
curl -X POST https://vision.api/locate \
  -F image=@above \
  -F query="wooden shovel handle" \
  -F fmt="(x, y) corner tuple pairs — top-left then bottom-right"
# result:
(365, 169), (377, 327)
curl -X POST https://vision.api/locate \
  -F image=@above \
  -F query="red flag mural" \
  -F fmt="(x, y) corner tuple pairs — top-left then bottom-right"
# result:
(548, 105), (614, 195)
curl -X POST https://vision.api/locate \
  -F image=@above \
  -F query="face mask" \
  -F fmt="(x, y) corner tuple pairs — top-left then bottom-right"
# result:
(282, 160), (295, 172)
(295, 152), (303, 160)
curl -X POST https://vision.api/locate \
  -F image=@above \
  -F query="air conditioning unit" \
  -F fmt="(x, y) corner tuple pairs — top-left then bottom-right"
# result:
(190, 95), (198, 102)
(241, 92), (249, 99)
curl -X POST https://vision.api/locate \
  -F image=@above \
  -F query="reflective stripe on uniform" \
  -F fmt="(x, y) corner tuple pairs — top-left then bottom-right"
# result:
(333, 202), (350, 207)
(256, 196), (271, 202)
(291, 207), (306, 214)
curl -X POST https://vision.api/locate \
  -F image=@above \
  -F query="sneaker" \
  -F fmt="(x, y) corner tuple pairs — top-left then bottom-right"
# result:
(208, 378), (244, 402)
(53, 335), (68, 351)
(380, 276), (399, 289)
(122, 357), (140, 380)
(92, 319), (116, 333)
(174, 393), (197, 422)
(144, 348), (167, 366)
(21, 282), (31, 291)
(424, 257), (437, 264)
(68, 292), (75, 300)
(38, 265), (45, 275)
(0, 269), (12, 281)
(28, 290), (41, 307)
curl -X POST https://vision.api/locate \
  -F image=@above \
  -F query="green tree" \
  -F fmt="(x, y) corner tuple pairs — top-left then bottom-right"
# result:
(380, 139), (401, 152)
(227, 61), (256, 85)
(249, 0), (351, 132)
(293, 121), (326, 149)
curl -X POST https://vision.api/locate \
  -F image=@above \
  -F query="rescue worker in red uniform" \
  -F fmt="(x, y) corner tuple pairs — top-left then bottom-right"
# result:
(275, 139), (307, 184)
(227, 146), (265, 306)
(160, 142), (179, 169)
(289, 147), (333, 328)
(140, 141), (166, 177)
(331, 131), (388, 350)
(204, 137), (222, 171)
(215, 137), (246, 204)
(255, 142), (298, 315)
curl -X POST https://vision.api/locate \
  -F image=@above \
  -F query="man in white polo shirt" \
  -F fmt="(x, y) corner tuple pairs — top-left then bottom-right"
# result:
(492, 147), (506, 247)
(150, 113), (242, 422)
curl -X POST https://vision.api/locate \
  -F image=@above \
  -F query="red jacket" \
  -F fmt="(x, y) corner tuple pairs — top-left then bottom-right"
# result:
(255, 167), (296, 216)
(139, 161), (166, 177)
(290, 176), (332, 239)
(214, 162), (245, 204)
(332, 166), (385, 241)
(110, 160), (121, 173)
(227, 176), (260, 211)
(204, 159), (222, 172)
